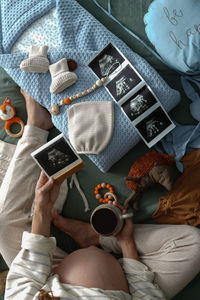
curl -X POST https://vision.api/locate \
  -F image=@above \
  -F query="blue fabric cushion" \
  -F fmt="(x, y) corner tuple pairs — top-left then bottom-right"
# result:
(144, 0), (200, 75)
(0, 0), (180, 172)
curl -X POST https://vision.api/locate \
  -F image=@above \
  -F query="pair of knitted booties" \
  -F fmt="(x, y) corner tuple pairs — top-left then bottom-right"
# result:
(20, 45), (77, 94)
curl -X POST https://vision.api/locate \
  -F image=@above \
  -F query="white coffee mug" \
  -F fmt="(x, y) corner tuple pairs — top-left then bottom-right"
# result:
(90, 203), (133, 236)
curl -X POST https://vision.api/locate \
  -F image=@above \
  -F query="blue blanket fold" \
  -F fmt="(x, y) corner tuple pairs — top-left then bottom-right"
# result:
(0, 0), (180, 172)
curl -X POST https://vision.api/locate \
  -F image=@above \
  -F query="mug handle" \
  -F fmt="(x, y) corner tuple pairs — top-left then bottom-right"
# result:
(121, 212), (134, 219)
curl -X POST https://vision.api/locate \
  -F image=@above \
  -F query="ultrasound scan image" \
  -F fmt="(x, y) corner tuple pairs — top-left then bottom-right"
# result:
(122, 86), (158, 121)
(106, 65), (141, 101)
(34, 137), (78, 176)
(136, 107), (172, 143)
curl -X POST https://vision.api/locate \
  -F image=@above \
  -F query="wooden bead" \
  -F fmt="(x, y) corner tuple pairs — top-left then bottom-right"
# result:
(67, 59), (77, 71)
(101, 182), (106, 188)
(55, 76), (108, 115)
(96, 194), (101, 199)
(101, 77), (107, 83)
(96, 79), (103, 87)
(50, 104), (59, 115)
(64, 97), (71, 105)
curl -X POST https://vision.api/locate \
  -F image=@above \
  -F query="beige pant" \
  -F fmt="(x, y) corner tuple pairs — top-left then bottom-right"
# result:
(0, 125), (200, 299)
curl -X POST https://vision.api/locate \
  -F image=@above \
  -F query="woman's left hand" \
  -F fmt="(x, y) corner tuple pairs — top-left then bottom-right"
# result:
(34, 171), (62, 215)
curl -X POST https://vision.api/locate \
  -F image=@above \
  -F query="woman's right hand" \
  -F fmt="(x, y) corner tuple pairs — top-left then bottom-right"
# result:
(108, 201), (134, 243)
(109, 201), (139, 260)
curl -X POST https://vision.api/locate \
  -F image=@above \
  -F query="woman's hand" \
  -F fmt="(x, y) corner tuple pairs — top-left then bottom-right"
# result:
(34, 171), (62, 215)
(108, 201), (139, 260)
(108, 201), (134, 243)
(32, 172), (62, 237)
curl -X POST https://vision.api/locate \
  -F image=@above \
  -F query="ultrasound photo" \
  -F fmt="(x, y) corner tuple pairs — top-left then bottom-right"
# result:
(135, 107), (173, 143)
(34, 137), (79, 176)
(106, 65), (141, 101)
(88, 43), (125, 78)
(122, 86), (158, 121)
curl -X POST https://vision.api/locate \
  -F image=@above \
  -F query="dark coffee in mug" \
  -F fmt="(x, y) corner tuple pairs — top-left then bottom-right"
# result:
(90, 204), (133, 236)
(91, 208), (118, 235)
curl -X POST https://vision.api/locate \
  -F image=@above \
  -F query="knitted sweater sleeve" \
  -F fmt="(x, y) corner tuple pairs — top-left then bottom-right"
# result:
(4, 231), (56, 300)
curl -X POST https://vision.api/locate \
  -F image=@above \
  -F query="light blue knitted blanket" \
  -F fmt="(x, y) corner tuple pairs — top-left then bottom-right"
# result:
(0, 0), (180, 172)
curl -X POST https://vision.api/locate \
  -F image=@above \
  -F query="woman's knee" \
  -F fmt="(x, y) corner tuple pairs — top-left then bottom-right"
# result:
(177, 225), (200, 260)
(180, 225), (200, 243)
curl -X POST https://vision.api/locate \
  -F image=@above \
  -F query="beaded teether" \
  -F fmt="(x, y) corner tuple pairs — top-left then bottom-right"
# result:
(94, 182), (117, 203)
(50, 77), (107, 115)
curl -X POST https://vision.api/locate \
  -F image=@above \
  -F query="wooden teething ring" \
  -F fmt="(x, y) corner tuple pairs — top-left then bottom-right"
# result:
(5, 119), (24, 138)
(94, 183), (118, 203)
(104, 191), (118, 202)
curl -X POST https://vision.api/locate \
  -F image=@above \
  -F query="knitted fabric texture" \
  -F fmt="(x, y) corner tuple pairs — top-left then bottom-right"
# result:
(0, 0), (180, 172)
(67, 101), (114, 154)
(127, 151), (174, 191)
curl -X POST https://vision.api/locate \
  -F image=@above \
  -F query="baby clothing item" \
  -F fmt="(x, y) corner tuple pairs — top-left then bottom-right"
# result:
(152, 149), (200, 226)
(67, 101), (114, 154)
(49, 58), (77, 94)
(20, 45), (49, 73)
(21, 48), (78, 93)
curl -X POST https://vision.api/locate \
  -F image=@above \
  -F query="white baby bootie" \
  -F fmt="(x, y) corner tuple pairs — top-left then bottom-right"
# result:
(49, 58), (78, 94)
(20, 45), (49, 73)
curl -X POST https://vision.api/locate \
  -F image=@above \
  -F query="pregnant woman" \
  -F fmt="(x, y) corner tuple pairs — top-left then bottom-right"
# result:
(1, 90), (200, 300)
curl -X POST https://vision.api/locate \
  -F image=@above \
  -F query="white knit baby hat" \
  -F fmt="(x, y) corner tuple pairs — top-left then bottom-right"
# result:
(49, 58), (78, 94)
(20, 45), (49, 73)
(67, 101), (114, 154)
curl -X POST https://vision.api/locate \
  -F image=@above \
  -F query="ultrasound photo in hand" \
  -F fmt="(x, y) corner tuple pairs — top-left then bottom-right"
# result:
(32, 134), (80, 177)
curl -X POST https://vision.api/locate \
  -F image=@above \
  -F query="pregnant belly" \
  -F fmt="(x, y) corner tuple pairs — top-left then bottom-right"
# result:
(53, 246), (129, 293)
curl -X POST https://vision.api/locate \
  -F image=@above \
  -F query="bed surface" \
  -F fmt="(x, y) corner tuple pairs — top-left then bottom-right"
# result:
(0, 1), (199, 299)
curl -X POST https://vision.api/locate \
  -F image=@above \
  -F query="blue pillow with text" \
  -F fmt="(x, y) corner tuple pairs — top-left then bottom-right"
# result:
(144, 0), (200, 75)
